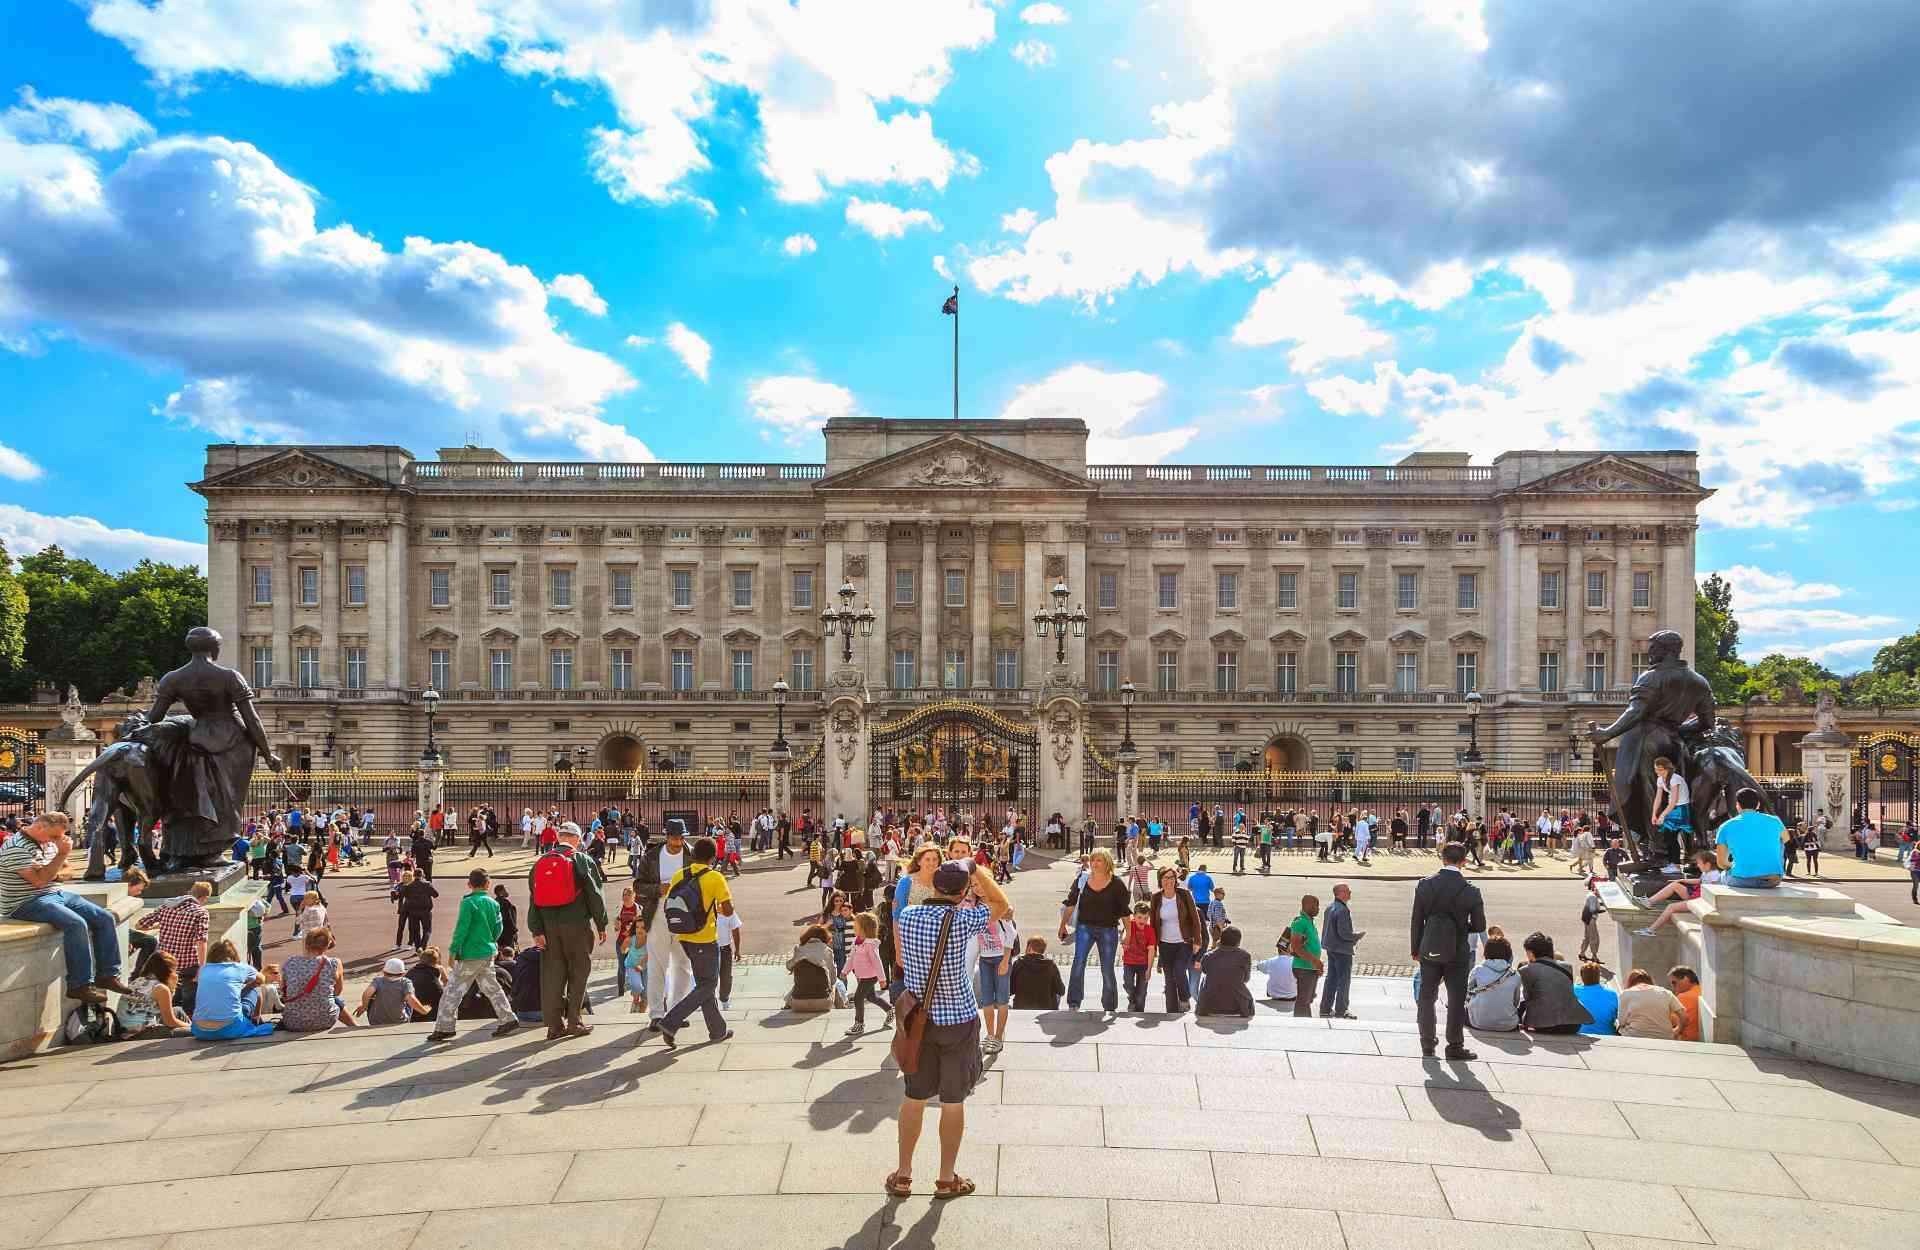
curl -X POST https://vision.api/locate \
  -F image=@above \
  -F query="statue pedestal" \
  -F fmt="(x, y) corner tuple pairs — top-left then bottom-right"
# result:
(142, 861), (247, 902)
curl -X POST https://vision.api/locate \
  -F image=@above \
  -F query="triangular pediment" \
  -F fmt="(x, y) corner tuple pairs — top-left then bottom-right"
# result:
(602, 627), (640, 643)
(1149, 628), (1187, 647)
(1329, 629), (1368, 646)
(481, 626), (518, 643)
(194, 449), (400, 493)
(1209, 628), (1247, 647)
(419, 627), (459, 644)
(1090, 629), (1129, 647)
(1389, 629), (1427, 646)
(1269, 629), (1307, 646)
(1503, 455), (1710, 499)
(541, 627), (581, 644)
(815, 433), (1093, 493)
(1450, 628), (1488, 645)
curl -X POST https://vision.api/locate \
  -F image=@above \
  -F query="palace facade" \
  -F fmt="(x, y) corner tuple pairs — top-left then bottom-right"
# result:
(193, 418), (1708, 775)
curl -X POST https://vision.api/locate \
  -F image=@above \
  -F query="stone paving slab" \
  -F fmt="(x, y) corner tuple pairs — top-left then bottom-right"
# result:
(1480, 1063), (1733, 1108)
(0, 1132), (262, 1196)
(0, 1080), (92, 1117)
(998, 1142), (1217, 1201)
(1785, 1152), (1920, 1211)
(999, 1069), (1197, 1107)
(471, 1104), (702, 1154)
(1310, 1114), (1548, 1171)
(0, 1103), (174, 1150)
(410, 1202), (656, 1250)
(777, 1134), (1003, 1195)
(1194, 1074), (1411, 1117)
(1397, 1086), (1637, 1137)
(46, 1169), (346, 1243)
(1337, 1211), (1594, 1250)
(1100, 1105), (1316, 1154)
(1530, 1130), (1798, 1196)
(1212, 1151), (1445, 1215)
(313, 1153), (572, 1219)
(155, 1085), (409, 1136)
(1430, 1167), (1709, 1241)
(1111, 1200), (1343, 1250)
(558, 1143), (791, 1200)
(235, 1116), (489, 1173)
(1617, 1101), (1898, 1162)
(166, 1217), (423, 1250)
(1866, 1119), (1920, 1165)
(1678, 1184), (1916, 1249)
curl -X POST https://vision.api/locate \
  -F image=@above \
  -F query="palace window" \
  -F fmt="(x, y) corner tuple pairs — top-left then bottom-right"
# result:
(549, 569), (572, 609)
(429, 569), (451, 607)
(1156, 650), (1179, 692)
(1336, 530), (1361, 544)
(1337, 572), (1358, 610)
(1539, 650), (1561, 692)
(1396, 572), (1418, 611)
(1397, 530), (1420, 544)
(998, 570), (1018, 605)
(549, 528), (571, 541)
(1456, 531), (1478, 544)
(943, 649), (967, 689)
(1335, 650), (1358, 694)
(297, 647), (321, 689)
(731, 569), (753, 608)
(251, 646), (273, 689)
(790, 528), (813, 541)
(299, 567), (319, 606)
(791, 648), (814, 692)
(1539, 571), (1561, 609)
(1633, 650), (1651, 677)
(671, 648), (694, 691)
(1632, 570), (1652, 608)
(1216, 529), (1239, 543)
(490, 648), (513, 690)
(611, 569), (633, 609)
(1275, 572), (1298, 609)
(943, 570), (966, 607)
(732, 528), (754, 541)
(1455, 652), (1478, 694)
(671, 569), (693, 609)
(1274, 652), (1297, 693)
(1457, 572), (1478, 610)
(1154, 529), (1182, 542)
(1394, 651), (1418, 693)
(610, 648), (633, 691)
(894, 568), (915, 605)
(1274, 530), (1299, 543)
(1157, 572), (1178, 609)
(489, 570), (512, 608)
(549, 648), (574, 690)
(791, 569), (814, 609)
(1097, 570), (1118, 609)
(1217, 571), (1239, 609)
(429, 648), (450, 690)
(1587, 570), (1607, 610)
(1095, 650), (1120, 692)
(670, 528), (693, 540)
(1586, 650), (1609, 691)
(343, 647), (366, 690)
(730, 648), (754, 692)
(251, 566), (271, 605)
(344, 565), (366, 606)
(994, 648), (1020, 690)
(1215, 651), (1239, 694)
(1397, 749), (1418, 772)
(892, 648), (917, 689)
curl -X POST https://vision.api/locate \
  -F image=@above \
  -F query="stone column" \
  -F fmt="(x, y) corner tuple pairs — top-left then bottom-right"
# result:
(366, 523), (389, 688)
(41, 708), (97, 833)
(1023, 521), (1047, 691)
(1115, 744), (1141, 823)
(1040, 685), (1087, 826)
(1459, 758), (1487, 821)
(1799, 727), (1853, 848)
(1066, 522), (1089, 686)
(824, 682), (870, 822)
(208, 519), (243, 647)
(1612, 531), (1633, 689)
(517, 524), (544, 687)
(270, 520), (292, 686)
(639, 526), (664, 685)
(1305, 530), (1329, 688)
(865, 522), (891, 681)
(417, 757), (445, 817)
(1125, 527), (1151, 686)
(699, 525), (727, 689)
(919, 523), (939, 688)
(767, 743), (793, 822)
(1514, 528), (1540, 691)
(758, 528), (784, 687)
(1663, 525), (1694, 657)
(971, 520), (992, 687)
(318, 520), (340, 685)
(1495, 521), (1519, 695)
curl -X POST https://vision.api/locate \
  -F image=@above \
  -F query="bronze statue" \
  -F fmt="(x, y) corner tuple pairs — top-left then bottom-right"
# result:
(63, 712), (165, 880)
(64, 627), (282, 873)
(1589, 629), (1768, 871)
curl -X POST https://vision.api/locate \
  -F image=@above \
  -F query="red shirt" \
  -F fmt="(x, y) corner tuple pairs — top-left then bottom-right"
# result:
(1121, 915), (1157, 966)
(428, 811), (445, 831)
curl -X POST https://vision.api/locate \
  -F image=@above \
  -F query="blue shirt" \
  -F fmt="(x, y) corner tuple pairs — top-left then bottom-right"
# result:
(895, 901), (990, 1025)
(193, 961), (255, 1026)
(1574, 983), (1618, 1035)
(1715, 810), (1786, 878)
(1186, 870), (1214, 907)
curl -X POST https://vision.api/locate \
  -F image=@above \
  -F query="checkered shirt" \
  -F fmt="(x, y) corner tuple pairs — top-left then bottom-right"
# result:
(137, 898), (210, 970)
(895, 901), (989, 1026)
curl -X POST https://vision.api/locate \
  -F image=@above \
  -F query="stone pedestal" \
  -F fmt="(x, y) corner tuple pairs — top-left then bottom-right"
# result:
(143, 861), (248, 902)
(767, 744), (793, 821)
(1040, 687), (1086, 828)
(1115, 745), (1140, 823)
(1798, 736), (1852, 850)
(1458, 760), (1487, 822)
(417, 757), (445, 819)
(40, 741), (97, 830)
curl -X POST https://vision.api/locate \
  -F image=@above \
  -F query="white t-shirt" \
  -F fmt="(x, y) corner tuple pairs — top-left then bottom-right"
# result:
(1158, 895), (1185, 943)
(288, 873), (314, 896)
(1255, 955), (1298, 999)
(656, 846), (687, 885)
(715, 912), (742, 951)
(1662, 774), (1691, 806)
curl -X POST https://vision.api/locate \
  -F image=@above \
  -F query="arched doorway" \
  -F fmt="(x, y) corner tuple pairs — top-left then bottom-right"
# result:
(1265, 735), (1309, 771)
(599, 733), (644, 770)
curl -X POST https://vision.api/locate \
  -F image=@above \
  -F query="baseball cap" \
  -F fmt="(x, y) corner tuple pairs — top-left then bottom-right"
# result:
(557, 821), (583, 839)
(932, 861), (972, 895)
(383, 957), (406, 975)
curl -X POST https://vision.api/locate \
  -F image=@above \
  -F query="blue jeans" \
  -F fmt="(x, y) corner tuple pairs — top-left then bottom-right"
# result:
(660, 939), (727, 1039)
(1725, 874), (1779, 888)
(192, 988), (276, 1040)
(1319, 951), (1354, 1015)
(1159, 942), (1193, 1012)
(1067, 924), (1120, 1011)
(14, 890), (121, 989)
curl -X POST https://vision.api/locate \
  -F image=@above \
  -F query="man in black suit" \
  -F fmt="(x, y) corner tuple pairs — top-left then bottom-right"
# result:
(1410, 842), (1486, 1059)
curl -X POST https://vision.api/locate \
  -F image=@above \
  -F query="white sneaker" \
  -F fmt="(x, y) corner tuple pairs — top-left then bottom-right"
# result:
(1634, 927), (1658, 938)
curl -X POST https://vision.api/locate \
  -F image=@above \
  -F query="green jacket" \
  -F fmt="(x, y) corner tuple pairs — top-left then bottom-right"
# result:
(526, 849), (610, 936)
(448, 890), (503, 961)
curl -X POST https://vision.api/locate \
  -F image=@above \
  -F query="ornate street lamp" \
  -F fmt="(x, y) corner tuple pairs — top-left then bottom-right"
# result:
(421, 687), (441, 764)
(1031, 579), (1088, 665)
(1463, 689), (1484, 764)
(1119, 679), (1137, 753)
(646, 744), (661, 771)
(771, 676), (790, 753)
(1567, 726), (1582, 766)
(820, 579), (875, 664)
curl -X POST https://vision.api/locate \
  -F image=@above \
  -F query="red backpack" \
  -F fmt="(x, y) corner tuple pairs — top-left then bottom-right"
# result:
(531, 848), (579, 908)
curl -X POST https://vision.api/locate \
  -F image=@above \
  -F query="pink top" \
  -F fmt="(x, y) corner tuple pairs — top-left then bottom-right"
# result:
(845, 936), (884, 980)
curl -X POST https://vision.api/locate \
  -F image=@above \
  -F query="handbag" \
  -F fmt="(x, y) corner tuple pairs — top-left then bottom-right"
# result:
(889, 906), (957, 1076)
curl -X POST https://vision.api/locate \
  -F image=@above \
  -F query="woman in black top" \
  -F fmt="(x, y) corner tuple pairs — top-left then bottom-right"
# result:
(493, 884), (519, 950)
(1058, 848), (1132, 1013)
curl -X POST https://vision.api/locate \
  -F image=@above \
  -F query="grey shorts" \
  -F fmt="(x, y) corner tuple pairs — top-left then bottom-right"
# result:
(902, 1017), (983, 1104)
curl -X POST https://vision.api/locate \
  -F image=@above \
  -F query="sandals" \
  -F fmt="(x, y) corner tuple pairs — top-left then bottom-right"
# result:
(884, 1171), (913, 1197)
(933, 1175), (976, 1200)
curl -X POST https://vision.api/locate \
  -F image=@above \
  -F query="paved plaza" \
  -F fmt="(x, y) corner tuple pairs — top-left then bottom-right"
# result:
(4, 961), (1920, 1250)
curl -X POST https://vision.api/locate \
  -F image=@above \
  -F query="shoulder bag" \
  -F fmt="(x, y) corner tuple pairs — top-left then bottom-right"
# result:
(890, 906), (957, 1076)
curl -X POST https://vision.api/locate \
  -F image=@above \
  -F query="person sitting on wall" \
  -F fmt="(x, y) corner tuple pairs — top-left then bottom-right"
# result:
(1715, 787), (1785, 889)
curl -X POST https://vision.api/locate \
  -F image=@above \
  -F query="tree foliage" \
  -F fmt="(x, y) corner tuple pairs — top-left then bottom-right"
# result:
(1694, 574), (1748, 704)
(0, 546), (208, 703)
(0, 540), (26, 693)
(1736, 654), (1839, 705)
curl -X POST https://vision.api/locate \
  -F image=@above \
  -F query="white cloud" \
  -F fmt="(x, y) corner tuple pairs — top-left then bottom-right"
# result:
(1766, 637), (1902, 665)
(5, 86), (152, 150)
(0, 441), (41, 481)
(84, 0), (997, 208)
(781, 232), (818, 256)
(845, 196), (939, 240)
(0, 503), (203, 570)
(545, 272), (607, 316)
(999, 363), (1194, 461)
(1011, 40), (1055, 68)
(623, 334), (654, 348)
(1020, 4), (1070, 25)
(932, 254), (953, 281)
(1711, 565), (1846, 611)
(1233, 263), (1393, 371)
(999, 206), (1037, 234)
(0, 128), (648, 461)
(1741, 607), (1900, 636)
(748, 374), (857, 445)
(664, 321), (712, 382)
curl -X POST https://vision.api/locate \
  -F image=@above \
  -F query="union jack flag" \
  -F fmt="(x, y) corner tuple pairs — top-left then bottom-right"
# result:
(941, 291), (958, 315)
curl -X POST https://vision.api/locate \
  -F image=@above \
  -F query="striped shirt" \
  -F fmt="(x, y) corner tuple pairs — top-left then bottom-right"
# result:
(0, 832), (58, 918)
(895, 901), (989, 1026)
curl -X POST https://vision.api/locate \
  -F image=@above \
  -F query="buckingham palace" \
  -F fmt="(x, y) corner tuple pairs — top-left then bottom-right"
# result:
(192, 417), (1707, 779)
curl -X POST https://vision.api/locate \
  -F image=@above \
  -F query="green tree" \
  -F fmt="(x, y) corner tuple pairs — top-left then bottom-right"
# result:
(0, 546), (207, 702)
(1736, 653), (1839, 704)
(1843, 668), (1920, 709)
(1870, 630), (1920, 678)
(0, 539), (26, 692)
(1695, 574), (1748, 704)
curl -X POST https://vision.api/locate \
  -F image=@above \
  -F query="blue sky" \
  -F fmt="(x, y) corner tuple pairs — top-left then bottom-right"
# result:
(2, 1), (1918, 671)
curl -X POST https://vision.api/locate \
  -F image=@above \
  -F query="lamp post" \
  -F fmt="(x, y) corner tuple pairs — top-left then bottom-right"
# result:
(771, 676), (790, 753)
(1119, 679), (1136, 753)
(1567, 726), (1581, 767)
(820, 580), (875, 665)
(1031, 579), (1088, 665)
(420, 687), (441, 764)
(647, 745), (661, 771)
(1463, 689), (1484, 764)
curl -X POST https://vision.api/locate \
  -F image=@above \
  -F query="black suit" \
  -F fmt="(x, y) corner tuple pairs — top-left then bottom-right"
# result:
(1409, 867), (1485, 1052)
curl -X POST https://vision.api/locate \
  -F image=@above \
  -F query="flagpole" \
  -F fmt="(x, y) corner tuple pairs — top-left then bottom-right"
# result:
(951, 285), (960, 419)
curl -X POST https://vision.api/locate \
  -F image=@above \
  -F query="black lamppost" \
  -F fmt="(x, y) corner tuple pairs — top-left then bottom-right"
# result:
(1031, 579), (1088, 664)
(1463, 689), (1484, 763)
(1567, 727), (1581, 766)
(575, 744), (589, 769)
(1119, 679), (1136, 753)
(646, 745), (661, 771)
(421, 687), (442, 764)
(771, 676), (790, 753)
(820, 580), (875, 664)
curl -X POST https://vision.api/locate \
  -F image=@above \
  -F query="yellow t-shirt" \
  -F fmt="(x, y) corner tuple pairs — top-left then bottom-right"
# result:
(665, 864), (732, 944)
